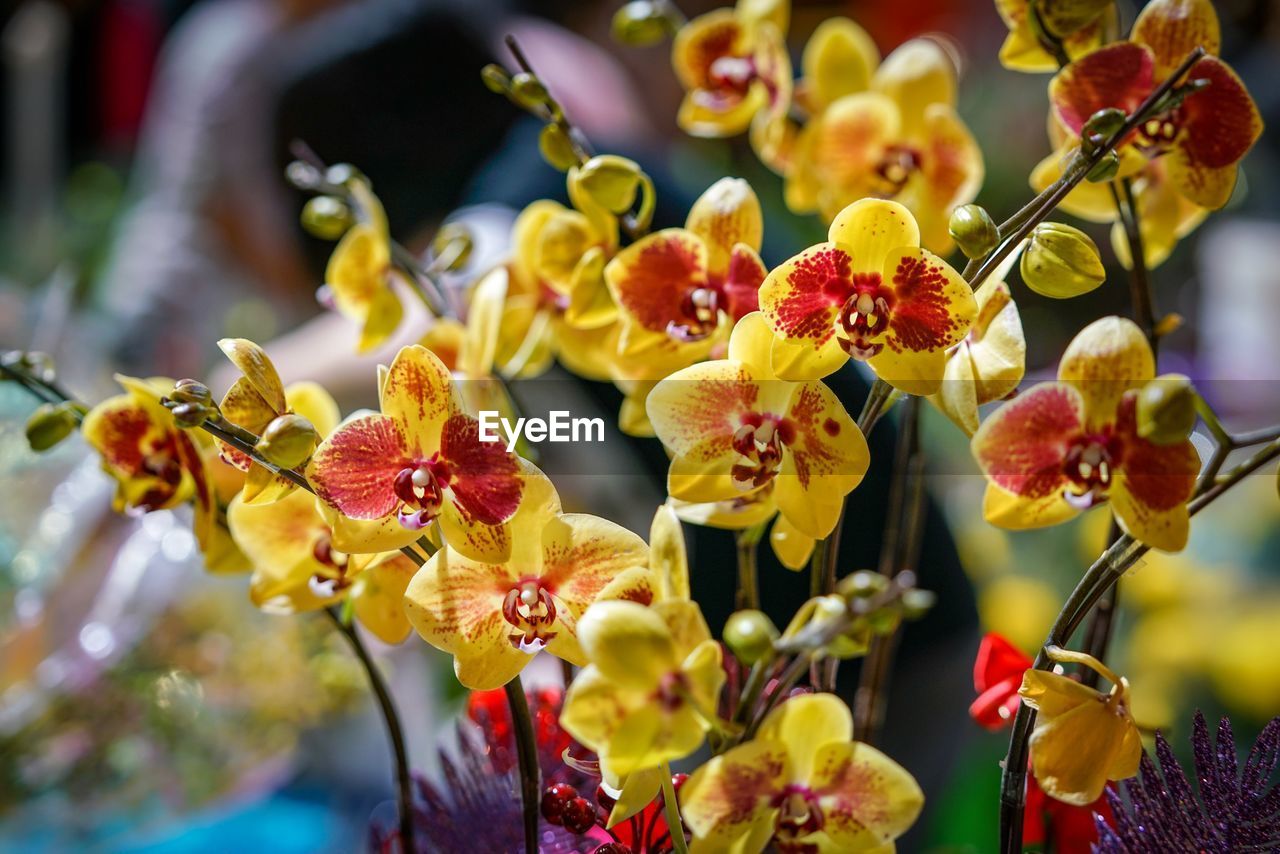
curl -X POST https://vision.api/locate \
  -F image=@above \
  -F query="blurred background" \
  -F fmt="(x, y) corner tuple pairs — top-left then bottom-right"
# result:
(1, 0), (1279, 850)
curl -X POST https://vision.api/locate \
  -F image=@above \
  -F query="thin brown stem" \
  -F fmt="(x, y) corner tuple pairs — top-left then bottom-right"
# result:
(505, 675), (540, 854)
(735, 524), (763, 611)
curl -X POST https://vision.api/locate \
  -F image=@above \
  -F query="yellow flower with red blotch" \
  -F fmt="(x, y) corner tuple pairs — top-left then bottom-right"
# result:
(1020, 647), (1142, 805)
(994, 0), (1112, 73)
(647, 312), (869, 542)
(215, 338), (339, 505)
(680, 693), (923, 852)
(403, 474), (653, 690)
(973, 317), (1200, 551)
(760, 199), (977, 394)
(324, 180), (404, 353)
(228, 488), (416, 644)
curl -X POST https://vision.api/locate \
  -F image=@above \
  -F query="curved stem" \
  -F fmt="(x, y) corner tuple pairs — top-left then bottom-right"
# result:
(325, 608), (417, 854)
(660, 761), (690, 854)
(735, 523), (764, 611)
(505, 675), (540, 854)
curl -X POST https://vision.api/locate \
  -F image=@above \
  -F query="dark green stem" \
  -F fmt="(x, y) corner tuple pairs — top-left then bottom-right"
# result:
(735, 523), (764, 611)
(505, 675), (540, 854)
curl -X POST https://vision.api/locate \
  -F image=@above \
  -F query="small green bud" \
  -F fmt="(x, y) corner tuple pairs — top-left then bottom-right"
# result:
(25, 402), (79, 452)
(948, 204), (1000, 260)
(836, 570), (889, 599)
(867, 608), (901, 637)
(1021, 222), (1106, 299)
(1136, 374), (1197, 446)
(257, 413), (319, 469)
(539, 123), (579, 172)
(169, 379), (213, 406)
(165, 401), (212, 429)
(612, 0), (675, 46)
(1081, 107), (1127, 151)
(480, 64), (511, 95)
(1086, 151), (1121, 183)
(1036, 0), (1114, 39)
(301, 196), (353, 240)
(723, 609), (779, 665)
(431, 223), (474, 272)
(900, 588), (937, 620)
(509, 72), (550, 110)
(572, 155), (644, 214)
(324, 163), (363, 187)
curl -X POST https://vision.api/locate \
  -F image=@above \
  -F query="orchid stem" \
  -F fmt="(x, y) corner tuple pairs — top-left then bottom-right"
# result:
(325, 608), (417, 854)
(660, 761), (690, 854)
(735, 522), (764, 611)
(505, 675), (540, 854)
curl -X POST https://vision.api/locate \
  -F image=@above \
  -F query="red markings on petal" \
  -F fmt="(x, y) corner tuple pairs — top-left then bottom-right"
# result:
(612, 231), (707, 334)
(1051, 43), (1154, 134)
(885, 252), (960, 353)
(94, 403), (154, 474)
(309, 414), (409, 519)
(1114, 395), (1198, 512)
(972, 384), (1084, 499)
(721, 245), (766, 321)
(1176, 57), (1262, 170)
(765, 246), (854, 343)
(440, 413), (523, 526)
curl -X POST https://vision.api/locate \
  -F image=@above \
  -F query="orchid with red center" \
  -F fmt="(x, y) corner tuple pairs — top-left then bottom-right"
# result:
(760, 198), (977, 393)
(970, 632), (1033, 731)
(680, 693), (923, 852)
(1048, 0), (1263, 210)
(972, 316), (1200, 551)
(403, 474), (654, 690)
(646, 312), (869, 542)
(306, 345), (531, 561)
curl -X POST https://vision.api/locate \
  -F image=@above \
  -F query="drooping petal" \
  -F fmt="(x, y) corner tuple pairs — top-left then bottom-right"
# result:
(439, 412), (523, 527)
(686, 178), (764, 276)
(1168, 56), (1263, 209)
(871, 37), (956, 134)
(539, 513), (651, 623)
(606, 229), (709, 337)
(600, 691), (707, 777)
(308, 414), (409, 520)
(1109, 393), (1198, 551)
(1049, 43), (1155, 136)
(1132, 0), (1221, 81)
(800, 17), (879, 114)
(972, 382), (1084, 511)
(774, 381), (869, 539)
(564, 247), (617, 330)
(351, 553), (417, 644)
(930, 343), (980, 435)
(968, 281), (1026, 405)
(605, 767), (663, 829)
(326, 223), (402, 354)
(757, 693), (854, 781)
(770, 512), (815, 570)
(680, 739), (789, 853)
(381, 345), (457, 457)
(1056, 316), (1154, 427)
(810, 740), (925, 850)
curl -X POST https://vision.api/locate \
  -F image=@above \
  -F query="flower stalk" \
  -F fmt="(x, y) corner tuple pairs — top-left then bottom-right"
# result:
(735, 522), (765, 611)
(504, 675), (540, 854)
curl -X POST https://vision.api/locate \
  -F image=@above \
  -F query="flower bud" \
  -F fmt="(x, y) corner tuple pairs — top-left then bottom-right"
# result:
(539, 123), (580, 172)
(257, 413), (319, 469)
(3, 350), (57, 384)
(723, 609), (779, 665)
(900, 588), (937, 620)
(480, 63), (511, 94)
(169, 379), (213, 406)
(1086, 151), (1120, 183)
(948, 204), (1000, 260)
(867, 608), (901, 637)
(1020, 222), (1106, 299)
(572, 155), (644, 214)
(324, 163), (363, 187)
(431, 222), (474, 272)
(165, 400), (212, 428)
(1136, 374), (1196, 446)
(25, 402), (79, 452)
(1080, 107), (1127, 151)
(509, 72), (550, 110)
(611, 0), (675, 46)
(1036, 0), (1114, 39)
(300, 196), (353, 240)
(836, 569), (889, 600)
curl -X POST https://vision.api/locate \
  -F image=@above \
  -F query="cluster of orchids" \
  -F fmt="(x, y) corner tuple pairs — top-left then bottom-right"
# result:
(8, 0), (1280, 851)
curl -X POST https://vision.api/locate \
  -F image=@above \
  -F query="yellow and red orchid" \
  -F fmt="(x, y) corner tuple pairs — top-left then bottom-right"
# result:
(324, 180), (404, 353)
(760, 199), (977, 394)
(1048, 0), (1263, 210)
(227, 488), (416, 643)
(972, 317), (1200, 551)
(680, 692), (923, 852)
(647, 312), (869, 541)
(994, 0), (1111, 73)
(560, 598), (724, 779)
(306, 345), (529, 560)
(672, 0), (791, 138)
(784, 39), (983, 253)
(1020, 647), (1142, 806)
(215, 338), (340, 505)
(403, 474), (653, 690)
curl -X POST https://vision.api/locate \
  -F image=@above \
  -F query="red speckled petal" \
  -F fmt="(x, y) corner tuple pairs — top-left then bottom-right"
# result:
(680, 739), (789, 852)
(1110, 393), (1198, 551)
(538, 514), (651, 621)
(307, 413), (409, 520)
(217, 376), (277, 470)
(722, 244), (767, 321)
(811, 740), (924, 849)
(606, 229), (709, 335)
(1169, 57), (1263, 209)
(381, 345), (457, 457)
(759, 243), (853, 346)
(1050, 43), (1154, 135)
(972, 382), (1084, 500)
(439, 413), (523, 527)
(1132, 0), (1221, 81)
(686, 177), (764, 275)
(884, 247), (976, 354)
(646, 360), (763, 456)
(774, 381), (869, 539)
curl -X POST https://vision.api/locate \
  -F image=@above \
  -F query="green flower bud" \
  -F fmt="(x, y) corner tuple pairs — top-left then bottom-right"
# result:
(836, 569), (889, 600)
(572, 155), (644, 214)
(723, 609), (779, 665)
(1136, 374), (1196, 446)
(509, 72), (550, 110)
(480, 64), (511, 95)
(165, 400), (213, 429)
(1020, 222), (1106, 299)
(867, 608), (901, 637)
(1081, 107), (1127, 151)
(257, 413), (319, 469)
(539, 123), (579, 172)
(1086, 151), (1120, 183)
(948, 204), (1000, 260)
(169, 379), (213, 406)
(900, 588), (937, 620)
(431, 223), (474, 272)
(25, 402), (79, 452)
(611, 0), (675, 46)
(301, 196), (353, 240)
(1036, 0), (1114, 39)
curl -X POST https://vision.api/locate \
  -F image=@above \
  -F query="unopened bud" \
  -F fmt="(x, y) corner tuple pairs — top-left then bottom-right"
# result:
(25, 402), (79, 451)
(509, 73), (550, 110)
(1021, 222), (1106, 299)
(431, 223), (474, 272)
(169, 379), (212, 406)
(539, 123), (579, 172)
(166, 400), (213, 428)
(301, 196), (353, 240)
(480, 64), (511, 94)
(1136, 374), (1196, 446)
(948, 204), (1000, 260)
(572, 155), (644, 214)
(901, 588), (937, 620)
(1081, 107), (1127, 151)
(3, 350), (57, 384)
(1036, 0), (1114, 39)
(723, 609), (779, 665)
(1086, 151), (1120, 183)
(837, 570), (889, 600)
(257, 413), (319, 468)
(611, 0), (676, 46)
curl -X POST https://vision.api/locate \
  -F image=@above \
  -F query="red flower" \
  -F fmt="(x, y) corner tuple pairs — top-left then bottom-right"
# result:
(969, 633), (1031, 730)
(1024, 773), (1114, 854)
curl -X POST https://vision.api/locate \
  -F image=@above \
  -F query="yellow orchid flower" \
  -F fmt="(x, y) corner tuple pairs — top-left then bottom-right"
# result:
(560, 598), (724, 778)
(927, 252), (1026, 436)
(785, 38), (983, 253)
(681, 693), (923, 852)
(215, 338), (340, 505)
(672, 0), (791, 138)
(972, 317), (1200, 550)
(1019, 647), (1142, 806)
(324, 180), (404, 353)
(760, 199), (978, 394)
(647, 312), (869, 541)
(403, 472), (653, 690)
(227, 488), (416, 643)
(994, 0), (1110, 73)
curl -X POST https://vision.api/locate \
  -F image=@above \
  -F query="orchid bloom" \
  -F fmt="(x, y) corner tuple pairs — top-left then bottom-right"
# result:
(672, 0), (791, 138)
(970, 632), (1033, 730)
(606, 177), (768, 358)
(760, 199), (977, 393)
(680, 693), (923, 852)
(1020, 648), (1142, 806)
(994, 0), (1110, 73)
(306, 345), (528, 560)
(228, 488), (416, 643)
(560, 599), (724, 779)
(972, 317), (1200, 551)
(215, 338), (340, 505)
(324, 180), (404, 353)
(646, 312), (869, 541)
(1048, 0), (1263, 210)
(403, 474), (653, 690)
(785, 39), (983, 253)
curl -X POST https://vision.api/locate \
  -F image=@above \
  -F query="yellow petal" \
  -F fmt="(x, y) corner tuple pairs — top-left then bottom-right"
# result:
(606, 697), (707, 777)
(982, 482), (1080, 530)
(229, 489), (328, 598)
(326, 223), (402, 354)
(828, 198), (921, 272)
(1057, 316), (1155, 427)
(670, 490), (778, 530)
(801, 17), (878, 113)
(929, 343), (980, 435)
(770, 512), (815, 570)
(217, 338), (286, 413)
(968, 282), (1026, 406)
(757, 692), (853, 782)
(1132, 0), (1221, 81)
(1110, 474), (1191, 553)
(381, 345), (457, 455)
(538, 512), (651, 624)
(810, 740), (924, 850)
(577, 600), (679, 689)
(352, 553), (416, 644)
(727, 312), (778, 379)
(867, 346), (951, 397)
(284, 381), (341, 438)
(871, 37), (956, 134)
(774, 380), (868, 538)
(681, 739), (788, 853)
(460, 267), (507, 379)
(1026, 690), (1140, 805)
(650, 503), (691, 601)
(322, 501), (422, 554)
(606, 766), (663, 828)
(770, 334), (848, 382)
(418, 318), (466, 373)
(564, 247), (618, 330)
(686, 178), (763, 276)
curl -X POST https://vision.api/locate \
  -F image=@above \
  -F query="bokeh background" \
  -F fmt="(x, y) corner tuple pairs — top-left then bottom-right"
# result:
(2, 0), (1279, 850)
